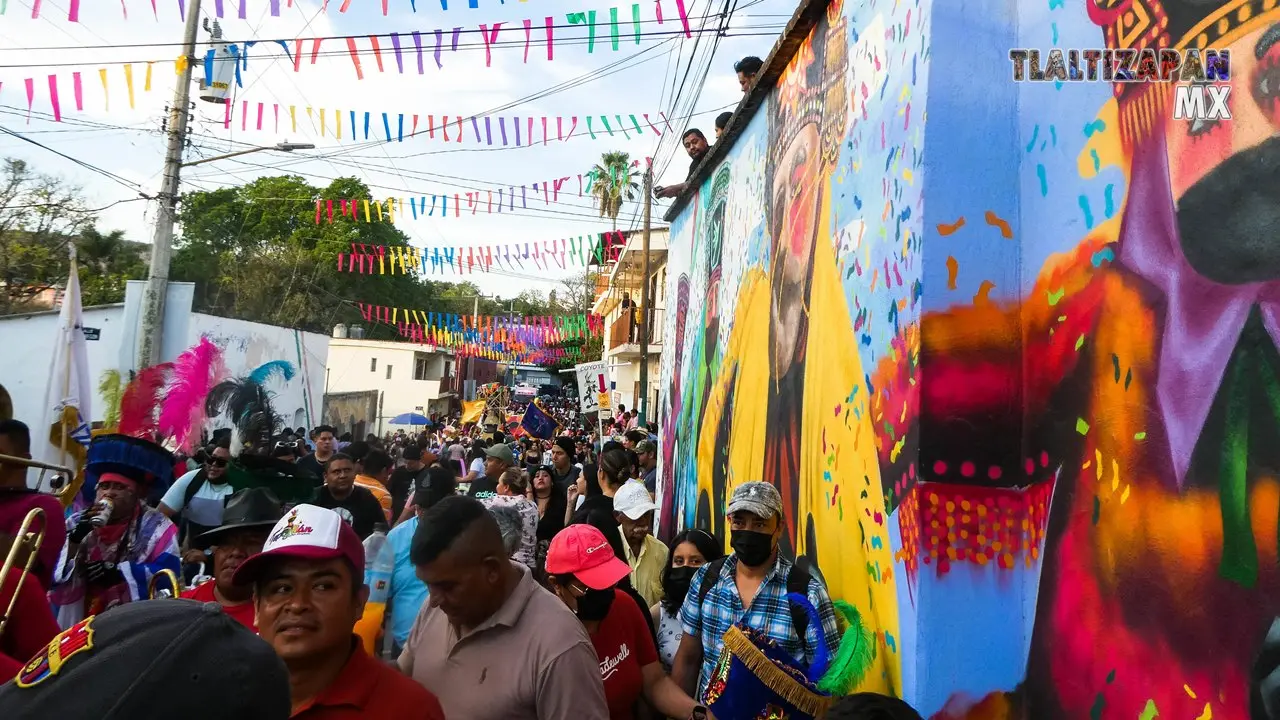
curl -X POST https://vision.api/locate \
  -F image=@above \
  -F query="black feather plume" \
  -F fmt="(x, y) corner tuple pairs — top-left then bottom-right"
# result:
(206, 377), (284, 456)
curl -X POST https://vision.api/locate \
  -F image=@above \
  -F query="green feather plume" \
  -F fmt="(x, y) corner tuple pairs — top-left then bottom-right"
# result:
(817, 600), (877, 696)
(98, 369), (124, 431)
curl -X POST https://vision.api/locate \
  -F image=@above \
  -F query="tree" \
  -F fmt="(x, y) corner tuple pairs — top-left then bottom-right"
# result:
(76, 228), (148, 307)
(0, 159), (93, 314)
(174, 175), (442, 338)
(589, 151), (639, 230)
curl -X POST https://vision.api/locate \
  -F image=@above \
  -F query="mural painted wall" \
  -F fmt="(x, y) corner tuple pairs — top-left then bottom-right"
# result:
(657, 0), (928, 698)
(661, 0), (1280, 716)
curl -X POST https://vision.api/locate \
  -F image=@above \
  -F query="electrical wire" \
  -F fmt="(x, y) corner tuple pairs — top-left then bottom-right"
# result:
(0, 125), (147, 194)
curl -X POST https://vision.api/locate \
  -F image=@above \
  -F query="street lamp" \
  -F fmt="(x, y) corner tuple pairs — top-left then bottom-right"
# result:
(180, 141), (316, 168)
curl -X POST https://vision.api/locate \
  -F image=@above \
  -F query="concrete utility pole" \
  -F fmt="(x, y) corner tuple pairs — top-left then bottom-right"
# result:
(138, 0), (202, 368)
(638, 167), (653, 425)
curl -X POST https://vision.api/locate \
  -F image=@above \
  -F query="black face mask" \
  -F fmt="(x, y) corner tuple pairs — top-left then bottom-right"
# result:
(663, 565), (698, 606)
(731, 529), (775, 568)
(574, 587), (615, 621)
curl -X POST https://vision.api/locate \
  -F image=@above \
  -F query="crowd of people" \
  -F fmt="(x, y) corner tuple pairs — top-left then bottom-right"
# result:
(0, 341), (925, 718)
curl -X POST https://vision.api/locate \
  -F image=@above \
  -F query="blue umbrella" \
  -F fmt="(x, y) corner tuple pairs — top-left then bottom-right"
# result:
(390, 412), (431, 426)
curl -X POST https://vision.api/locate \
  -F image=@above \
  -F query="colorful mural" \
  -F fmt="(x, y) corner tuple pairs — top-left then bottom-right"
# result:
(660, 0), (1280, 716)
(657, 0), (927, 699)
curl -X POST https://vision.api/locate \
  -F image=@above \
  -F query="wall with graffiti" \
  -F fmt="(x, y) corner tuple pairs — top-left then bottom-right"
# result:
(656, 0), (927, 699)
(661, 0), (1280, 716)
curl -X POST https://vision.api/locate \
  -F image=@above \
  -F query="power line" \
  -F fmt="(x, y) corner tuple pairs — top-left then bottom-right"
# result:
(0, 125), (149, 195)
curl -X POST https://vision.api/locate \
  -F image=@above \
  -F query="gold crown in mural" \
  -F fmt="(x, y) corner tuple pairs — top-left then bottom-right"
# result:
(770, 15), (848, 173)
(1091, 0), (1280, 80)
(1090, 0), (1280, 143)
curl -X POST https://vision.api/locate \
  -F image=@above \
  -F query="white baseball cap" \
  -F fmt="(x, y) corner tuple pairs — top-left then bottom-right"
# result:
(613, 480), (658, 520)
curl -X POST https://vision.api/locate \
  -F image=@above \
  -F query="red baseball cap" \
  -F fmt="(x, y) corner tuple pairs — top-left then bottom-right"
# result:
(545, 524), (631, 590)
(232, 504), (365, 586)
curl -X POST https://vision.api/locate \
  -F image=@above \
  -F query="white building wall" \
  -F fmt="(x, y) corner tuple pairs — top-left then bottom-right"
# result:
(324, 338), (456, 433)
(0, 280), (328, 434)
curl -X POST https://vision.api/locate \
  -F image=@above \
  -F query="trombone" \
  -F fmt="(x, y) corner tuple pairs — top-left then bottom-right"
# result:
(0, 453), (80, 506)
(148, 568), (182, 599)
(0, 507), (47, 640)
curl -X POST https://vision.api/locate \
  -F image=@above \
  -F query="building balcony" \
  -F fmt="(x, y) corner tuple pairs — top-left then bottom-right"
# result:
(607, 309), (663, 357)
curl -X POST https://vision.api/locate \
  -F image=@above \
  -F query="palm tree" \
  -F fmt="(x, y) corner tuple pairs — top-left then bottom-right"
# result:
(590, 151), (640, 230)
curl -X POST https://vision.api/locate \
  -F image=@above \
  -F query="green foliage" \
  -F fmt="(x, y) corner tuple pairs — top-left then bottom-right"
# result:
(590, 151), (639, 231)
(175, 175), (439, 338)
(0, 158), (146, 314)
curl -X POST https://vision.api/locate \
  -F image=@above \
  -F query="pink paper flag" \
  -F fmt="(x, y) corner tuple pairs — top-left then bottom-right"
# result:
(311, 38), (323, 64)
(675, 0), (691, 37)
(31, 0), (42, 18)
(274, 103), (279, 132)
(24, 78), (34, 123)
(241, 100), (248, 131)
(48, 75), (61, 122)
(523, 19), (532, 63)
(256, 102), (263, 130)
(68, 0), (79, 21)
(545, 16), (555, 61)
(73, 71), (83, 110)
(151, 0), (158, 20)
(294, 39), (304, 71)
(479, 23), (502, 67)
(224, 98), (231, 128)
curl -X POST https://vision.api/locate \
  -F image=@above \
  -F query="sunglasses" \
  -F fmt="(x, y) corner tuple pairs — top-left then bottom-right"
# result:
(206, 458), (229, 468)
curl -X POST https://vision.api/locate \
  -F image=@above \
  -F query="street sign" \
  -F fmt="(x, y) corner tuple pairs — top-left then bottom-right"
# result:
(574, 361), (608, 414)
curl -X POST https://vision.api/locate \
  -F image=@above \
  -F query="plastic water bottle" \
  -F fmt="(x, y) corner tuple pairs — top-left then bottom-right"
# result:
(354, 523), (392, 656)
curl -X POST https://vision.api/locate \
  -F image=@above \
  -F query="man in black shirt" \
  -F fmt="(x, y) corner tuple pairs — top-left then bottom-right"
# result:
(549, 436), (581, 493)
(294, 424), (336, 484)
(653, 129), (711, 199)
(388, 445), (426, 522)
(310, 453), (384, 539)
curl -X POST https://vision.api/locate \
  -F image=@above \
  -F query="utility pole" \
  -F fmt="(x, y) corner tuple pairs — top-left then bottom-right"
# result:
(138, 0), (202, 368)
(637, 167), (653, 425)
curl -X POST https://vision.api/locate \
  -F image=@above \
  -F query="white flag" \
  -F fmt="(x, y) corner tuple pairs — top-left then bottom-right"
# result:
(38, 250), (93, 487)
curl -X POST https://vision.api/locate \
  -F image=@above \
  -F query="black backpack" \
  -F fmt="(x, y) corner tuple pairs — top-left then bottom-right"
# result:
(693, 554), (819, 654)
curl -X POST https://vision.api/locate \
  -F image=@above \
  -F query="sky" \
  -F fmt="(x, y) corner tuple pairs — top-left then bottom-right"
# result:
(0, 0), (791, 299)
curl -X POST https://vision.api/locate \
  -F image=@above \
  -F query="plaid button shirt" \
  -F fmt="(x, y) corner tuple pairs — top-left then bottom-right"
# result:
(679, 554), (840, 698)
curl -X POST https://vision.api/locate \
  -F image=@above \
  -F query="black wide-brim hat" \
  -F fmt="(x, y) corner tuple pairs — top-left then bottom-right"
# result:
(195, 487), (285, 546)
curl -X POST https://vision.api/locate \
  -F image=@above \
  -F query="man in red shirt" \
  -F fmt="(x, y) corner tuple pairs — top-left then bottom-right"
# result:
(233, 503), (445, 719)
(181, 487), (285, 629)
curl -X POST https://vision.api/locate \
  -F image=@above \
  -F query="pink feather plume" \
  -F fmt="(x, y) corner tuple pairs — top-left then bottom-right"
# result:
(117, 363), (174, 440)
(158, 337), (226, 452)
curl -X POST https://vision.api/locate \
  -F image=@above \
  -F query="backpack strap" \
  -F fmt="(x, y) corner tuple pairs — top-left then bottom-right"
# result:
(787, 555), (815, 653)
(695, 556), (728, 612)
(178, 469), (209, 547)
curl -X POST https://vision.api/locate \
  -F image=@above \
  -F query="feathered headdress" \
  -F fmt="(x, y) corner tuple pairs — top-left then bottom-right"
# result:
(206, 360), (296, 457)
(157, 337), (226, 453)
(116, 364), (174, 440)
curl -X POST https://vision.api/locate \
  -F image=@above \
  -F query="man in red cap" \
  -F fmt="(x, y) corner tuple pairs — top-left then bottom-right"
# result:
(233, 503), (444, 719)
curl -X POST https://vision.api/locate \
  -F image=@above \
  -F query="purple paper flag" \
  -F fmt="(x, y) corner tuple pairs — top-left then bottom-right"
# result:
(412, 31), (424, 73)
(391, 33), (404, 73)
(270, 0), (280, 16)
(433, 30), (443, 69)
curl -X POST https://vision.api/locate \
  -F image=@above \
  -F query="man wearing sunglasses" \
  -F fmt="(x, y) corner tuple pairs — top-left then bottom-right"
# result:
(159, 440), (235, 582)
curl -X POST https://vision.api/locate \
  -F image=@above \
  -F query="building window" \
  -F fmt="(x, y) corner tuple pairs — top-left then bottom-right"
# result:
(414, 353), (430, 381)
(370, 358), (377, 372)
(386, 365), (393, 380)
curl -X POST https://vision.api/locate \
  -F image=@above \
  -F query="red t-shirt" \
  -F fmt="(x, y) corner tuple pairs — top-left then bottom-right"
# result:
(0, 570), (59, 681)
(0, 490), (66, 590)
(181, 581), (257, 630)
(293, 641), (445, 720)
(590, 589), (658, 720)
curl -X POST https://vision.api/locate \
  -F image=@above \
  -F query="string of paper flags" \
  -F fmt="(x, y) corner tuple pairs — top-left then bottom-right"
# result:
(334, 233), (627, 276)
(220, 100), (674, 144)
(352, 302), (603, 363)
(8, 0), (685, 20)
(2, 65), (161, 121)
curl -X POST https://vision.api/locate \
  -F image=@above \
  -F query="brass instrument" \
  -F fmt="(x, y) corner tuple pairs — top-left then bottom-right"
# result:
(0, 507), (47, 640)
(148, 568), (182, 599)
(0, 453), (79, 506)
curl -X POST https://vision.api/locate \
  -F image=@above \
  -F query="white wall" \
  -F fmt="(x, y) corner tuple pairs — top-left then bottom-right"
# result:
(325, 338), (455, 433)
(0, 280), (328, 434)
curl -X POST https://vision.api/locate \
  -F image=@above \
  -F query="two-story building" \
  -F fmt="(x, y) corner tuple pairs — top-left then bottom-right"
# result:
(592, 228), (668, 419)
(323, 328), (458, 436)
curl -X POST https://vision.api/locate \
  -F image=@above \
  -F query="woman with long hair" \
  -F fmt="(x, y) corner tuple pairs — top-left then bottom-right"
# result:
(651, 528), (724, 672)
(532, 465), (566, 574)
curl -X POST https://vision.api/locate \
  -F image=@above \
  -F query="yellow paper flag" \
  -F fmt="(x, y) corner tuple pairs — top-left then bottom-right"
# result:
(320, 109), (327, 137)
(99, 68), (108, 110)
(290, 105), (297, 133)
(335, 109), (342, 139)
(123, 64), (135, 109)
(144, 62), (153, 91)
